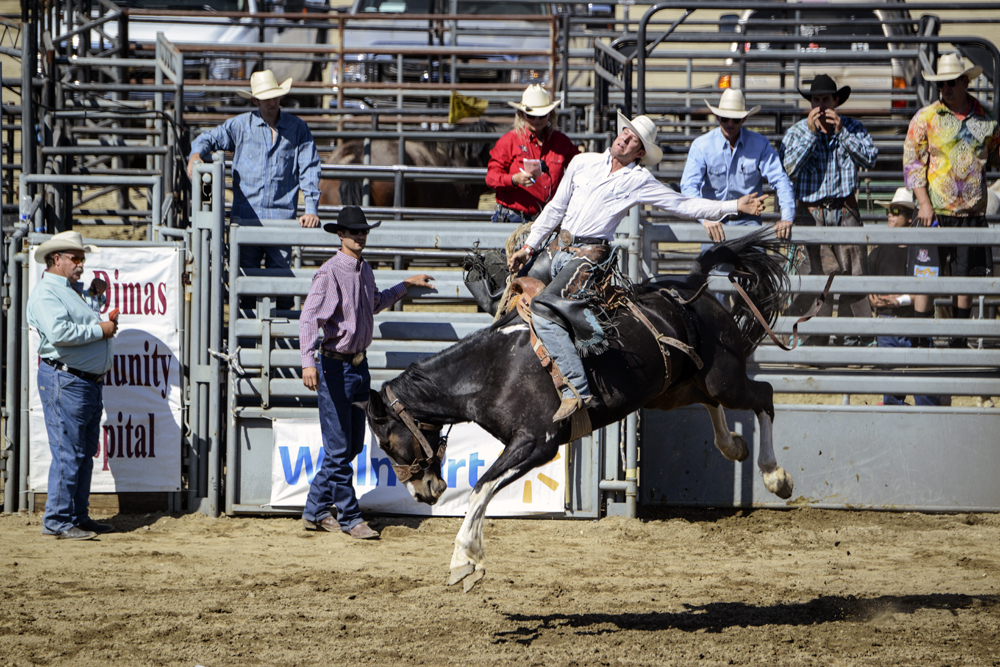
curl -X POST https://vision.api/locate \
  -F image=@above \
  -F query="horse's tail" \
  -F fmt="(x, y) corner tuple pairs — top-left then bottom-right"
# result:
(339, 179), (363, 206)
(689, 227), (791, 357)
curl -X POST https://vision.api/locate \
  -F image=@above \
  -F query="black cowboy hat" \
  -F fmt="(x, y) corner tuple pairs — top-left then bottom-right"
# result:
(323, 205), (382, 234)
(798, 74), (851, 106)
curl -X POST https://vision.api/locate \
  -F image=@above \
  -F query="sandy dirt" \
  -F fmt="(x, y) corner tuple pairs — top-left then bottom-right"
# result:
(2, 508), (998, 667)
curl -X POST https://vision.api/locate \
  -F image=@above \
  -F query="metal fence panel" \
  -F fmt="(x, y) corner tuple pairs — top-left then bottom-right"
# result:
(641, 406), (1000, 511)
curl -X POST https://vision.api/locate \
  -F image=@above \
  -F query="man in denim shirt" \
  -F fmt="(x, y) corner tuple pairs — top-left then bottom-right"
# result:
(27, 232), (118, 541)
(681, 89), (795, 243)
(187, 70), (321, 271)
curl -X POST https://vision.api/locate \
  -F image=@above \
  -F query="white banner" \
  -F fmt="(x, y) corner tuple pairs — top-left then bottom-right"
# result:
(28, 246), (182, 493)
(269, 418), (566, 516)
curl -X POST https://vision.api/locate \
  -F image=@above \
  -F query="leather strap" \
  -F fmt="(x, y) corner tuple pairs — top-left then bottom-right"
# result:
(625, 301), (674, 394)
(516, 296), (567, 390)
(727, 271), (834, 351)
(384, 385), (436, 461)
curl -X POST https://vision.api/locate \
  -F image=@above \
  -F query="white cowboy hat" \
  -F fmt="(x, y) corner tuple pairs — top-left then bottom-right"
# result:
(705, 89), (761, 120)
(922, 53), (983, 82)
(616, 111), (663, 166)
(34, 230), (99, 264)
(507, 84), (561, 117)
(876, 187), (916, 211)
(237, 69), (293, 100)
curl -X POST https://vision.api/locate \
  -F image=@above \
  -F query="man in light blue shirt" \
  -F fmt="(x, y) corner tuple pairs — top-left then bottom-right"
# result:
(27, 232), (118, 541)
(681, 89), (795, 242)
(187, 70), (321, 271)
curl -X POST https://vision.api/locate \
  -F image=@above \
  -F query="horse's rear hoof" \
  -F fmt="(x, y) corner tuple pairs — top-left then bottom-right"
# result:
(463, 568), (486, 593)
(448, 563), (475, 586)
(764, 467), (794, 499)
(730, 433), (749, 462)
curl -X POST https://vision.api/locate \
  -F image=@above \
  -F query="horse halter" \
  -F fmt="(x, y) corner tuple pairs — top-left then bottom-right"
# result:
(383, 385), (450, 483)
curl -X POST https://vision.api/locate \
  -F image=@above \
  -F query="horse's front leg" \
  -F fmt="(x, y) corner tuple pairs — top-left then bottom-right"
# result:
(702, 403), (749, 462)
(447, 470), (510, 592)
(448, 432), (558, 592)
(756, 408), (793, 499)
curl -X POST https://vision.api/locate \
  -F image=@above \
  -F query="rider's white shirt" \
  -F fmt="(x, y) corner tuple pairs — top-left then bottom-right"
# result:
(525, 150), (739, 250)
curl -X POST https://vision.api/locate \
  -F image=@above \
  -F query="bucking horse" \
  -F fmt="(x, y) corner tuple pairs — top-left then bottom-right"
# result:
(365, 228), (794, 592)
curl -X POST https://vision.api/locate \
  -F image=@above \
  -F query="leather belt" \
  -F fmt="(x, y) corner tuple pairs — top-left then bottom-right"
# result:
(495, 203), (538, 222)
(558, 229), (609, 246)
(320, 349), (366, 366)
(806, 193), (858, 210)
(40, 356), (104, 383)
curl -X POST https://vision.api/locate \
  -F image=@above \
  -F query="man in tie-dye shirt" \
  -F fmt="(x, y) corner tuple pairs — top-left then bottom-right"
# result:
(903, 54), (1000, 340)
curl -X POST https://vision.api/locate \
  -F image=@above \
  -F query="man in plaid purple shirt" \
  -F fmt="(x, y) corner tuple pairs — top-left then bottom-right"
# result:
(299, 206), (433, 539)
(780, 75), (879, 344)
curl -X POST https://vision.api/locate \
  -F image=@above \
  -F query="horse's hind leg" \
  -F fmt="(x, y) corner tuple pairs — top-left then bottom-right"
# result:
(708, 375), (793, 500)
(702, 403), (749, 462)
(756, 406), (793, 499)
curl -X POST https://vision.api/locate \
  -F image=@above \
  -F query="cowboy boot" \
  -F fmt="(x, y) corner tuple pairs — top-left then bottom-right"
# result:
(552, 396), (582, 422)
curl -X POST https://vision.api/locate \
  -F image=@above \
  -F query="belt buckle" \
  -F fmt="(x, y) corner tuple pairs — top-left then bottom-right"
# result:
(350, 352), (365, 367)
(558, 229), (573, 246)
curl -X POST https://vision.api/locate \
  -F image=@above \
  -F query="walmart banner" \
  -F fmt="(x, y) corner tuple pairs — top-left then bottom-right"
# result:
(269, 418), (565, 516)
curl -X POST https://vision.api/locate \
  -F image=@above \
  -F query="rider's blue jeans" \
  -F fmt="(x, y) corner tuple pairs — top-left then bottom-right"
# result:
(302, 356), (370, 532)
(533, 248), (592, 402)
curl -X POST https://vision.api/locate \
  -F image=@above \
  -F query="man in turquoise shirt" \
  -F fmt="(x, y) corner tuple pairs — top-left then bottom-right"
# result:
(27, 232), (118, 540)
(681, 89), (795, 242)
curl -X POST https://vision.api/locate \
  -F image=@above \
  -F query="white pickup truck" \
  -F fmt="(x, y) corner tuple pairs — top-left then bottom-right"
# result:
(99, 0), (330, 103)
(333, 0), (553, 108)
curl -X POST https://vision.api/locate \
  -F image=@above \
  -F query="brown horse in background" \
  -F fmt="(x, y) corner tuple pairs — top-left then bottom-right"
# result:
(318, 120), (497, 210)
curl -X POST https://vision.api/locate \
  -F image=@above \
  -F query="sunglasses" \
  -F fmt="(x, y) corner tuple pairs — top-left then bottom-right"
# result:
(720, 117), (744, 125)
(346, 228), (370, 237)
(888, 207), (910, 217)
(58, 253), (86, 264)
(938, 77), (966, 89)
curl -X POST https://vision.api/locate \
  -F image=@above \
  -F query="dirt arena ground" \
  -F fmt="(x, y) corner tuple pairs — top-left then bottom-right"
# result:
(2, 508), (998, 667)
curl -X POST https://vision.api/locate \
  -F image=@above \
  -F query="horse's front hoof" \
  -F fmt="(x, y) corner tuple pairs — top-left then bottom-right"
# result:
(764, 467), (794, 499)
(463, 568), (486, 593)
(448, 563), (475, 587)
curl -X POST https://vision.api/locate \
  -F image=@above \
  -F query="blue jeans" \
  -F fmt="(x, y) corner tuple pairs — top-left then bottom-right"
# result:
(876, 334), (941, 407)
(239, 244), (291, 270)
(533, 249), (592, 401)
(38, 362), (103, 534)
(302, 357), (370, 531)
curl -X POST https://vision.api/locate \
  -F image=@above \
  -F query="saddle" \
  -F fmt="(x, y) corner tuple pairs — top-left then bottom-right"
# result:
(514, 279), (705, 402)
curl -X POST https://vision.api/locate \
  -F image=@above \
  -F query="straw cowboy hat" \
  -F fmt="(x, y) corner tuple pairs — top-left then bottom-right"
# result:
(876, 187), (916, 211)
(705, 88), (760, 120)
(323, 205), (382, 234)
(798, 74), (851, 106)
(236, 69), (293, 100)
(34, 230), (99, 263)
(616, 111), (663, 166)
(507, 84), (561, 116)
(923, 53), (983, 82)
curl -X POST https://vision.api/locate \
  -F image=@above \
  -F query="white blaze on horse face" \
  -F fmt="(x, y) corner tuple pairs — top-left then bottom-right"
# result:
(499, 324), (529, 335)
